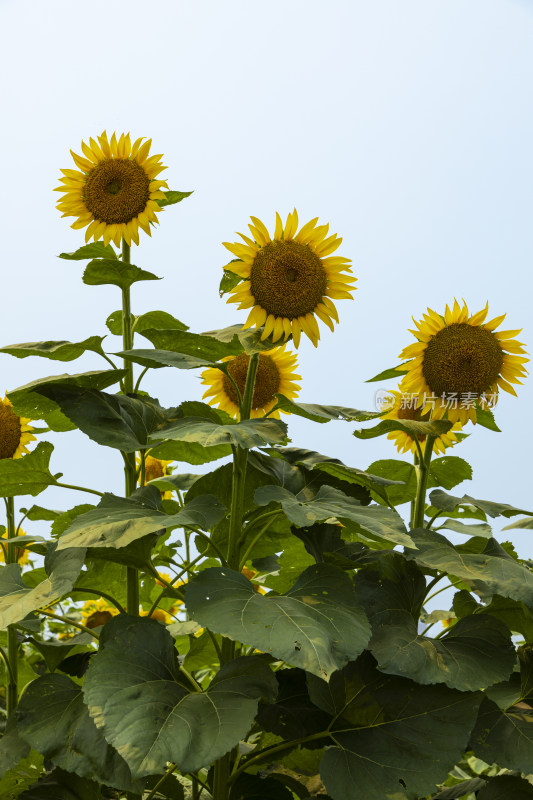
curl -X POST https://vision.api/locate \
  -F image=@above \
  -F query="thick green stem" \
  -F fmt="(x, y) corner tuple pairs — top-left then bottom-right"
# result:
(213, 352), (259, 800)
(5, 497), (18, 717)
(412, 435), (436, 529)
(121, 240), (140, 615)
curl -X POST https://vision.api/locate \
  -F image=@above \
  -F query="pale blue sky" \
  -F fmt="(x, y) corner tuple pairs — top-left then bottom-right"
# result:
(1, 0), (532, 554)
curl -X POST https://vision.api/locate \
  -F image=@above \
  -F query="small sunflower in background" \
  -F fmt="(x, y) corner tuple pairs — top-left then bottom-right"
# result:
(223, 210), (356, 347)
(0, 395), (35, 460)
(381, 390), (463, 455)
(55, 131), (168, 247)
(80, 598), (118, 630)
(398, 300), (528, 424)
(201, 345), (301, 419)
(0, 527), (32, 566)
(136, 454), (174, 500)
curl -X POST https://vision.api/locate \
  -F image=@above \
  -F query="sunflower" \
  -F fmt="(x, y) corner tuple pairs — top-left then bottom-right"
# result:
(201, 345), (301, 419)
(55, 131), (168, 247)
(0, 394), (35, 460)
(381, 390), (463, 455)
(223, 210), (356, 347)
(0, 527), (32, 566)
(398, 300), (528, 424)
(136, 454), (174, 499)
(80, 598), (118, 629)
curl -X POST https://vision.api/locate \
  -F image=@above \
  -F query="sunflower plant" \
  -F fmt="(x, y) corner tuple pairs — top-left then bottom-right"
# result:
(1, 135), (533, 800)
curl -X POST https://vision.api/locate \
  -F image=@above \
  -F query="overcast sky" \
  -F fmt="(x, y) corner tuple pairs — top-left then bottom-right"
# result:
(1, 0), (532, 556)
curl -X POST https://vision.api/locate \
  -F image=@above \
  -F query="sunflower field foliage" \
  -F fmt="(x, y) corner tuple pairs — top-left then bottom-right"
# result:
(1, 132), (533, 800)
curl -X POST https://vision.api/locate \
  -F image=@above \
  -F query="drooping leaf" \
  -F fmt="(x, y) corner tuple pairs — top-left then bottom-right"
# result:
(60, 242), (118, 261)
(503, 517), (533, 530)
(18, 767), (103, 799)
(366, 365), (409, 382)
(0, 336), (106, 362)
(0, 442), (57, 498)
(474, 404), (501, 433)
(140, 326), (243, 360)
(256, 668), (330, 742)
(454, 591), (533, 640)
(432, 778), (488, 799)
(148, 438), (232, 465)
(57, 488), (225, 550)
(157, 189), (194, 207)
(254, 484), (414, 548)
(17, 673), (141, 790)
(26, 632), (94, 672)
(307, 653), (481, 800)
(429, 490), (533, 518)
(151, 416), (288, 450)
(231, 772), (295, 800)
(273, 396), (381, 423)
(119, 347), (219, 370)
(82, 258), (161, 289)
(353, 418), (454, 441)
(312, 460), (404, 503)
(440, 519), (493, 538)
(83, 615), (277, 777)
(476, 775), (533, 799)
(470, 696), (533, 774)
(0, 543), (85, 627)
(20, 504), (61, 522)
(185, 564), (371, 680)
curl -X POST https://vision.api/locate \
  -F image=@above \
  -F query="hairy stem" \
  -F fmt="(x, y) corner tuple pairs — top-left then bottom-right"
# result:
(412, 435), (436, 529)
(5, 497), (18, 717)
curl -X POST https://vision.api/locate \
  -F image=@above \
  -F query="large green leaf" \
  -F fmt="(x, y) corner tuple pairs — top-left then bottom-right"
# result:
(0, 722), (30, 775)
(83, 615), (277, 777)
(440, 519), (493, 538)
(57, 487), (225, 550)
(151, 416), (288, 449)
(406, 529), (533, 606)
(149, 438), (232, 464)
(477, 775), (533, 799)
(9, 369), (125, 432)
(0, 442), (57, 497)
(429, 490), (533, 518)
(0, 336), (105, 362)
(140, 326), (243, 360)
(311, 460), (405, 503)
(18, 768), (102, 799)
(0, 750), (44, 798)
(0, 543), (85, 627)
(60, 242), (117, 261)
(17, 673), (141, 791)
(106, 308), (188, 336)
(428, 457), (472, 490)
(83, 258), (161, 288)
(119, 347), (219, 370)
(306, 654), (481, 800)
(470, 696), (533, 774)
(353, 419), (454, 441)
(454, 591), (533, 640)
(273, 396), (381, 423)
(185, 564), (371, 679)
(33, 386), (179, 452)
(365, 459), (418, 505)
(254, 485), (414, 548)
(256, 667), (331, 741)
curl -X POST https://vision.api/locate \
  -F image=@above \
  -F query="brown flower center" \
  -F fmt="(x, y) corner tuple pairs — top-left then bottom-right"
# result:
(83, 158), (150, 224)
(250, 240), (327, 319)
(223, 353), (280, 409)
(85, 610), (113, 629)
(0, 402), (22, 459)
(422, 323), (504, 397)
(145, 457), (165, 483)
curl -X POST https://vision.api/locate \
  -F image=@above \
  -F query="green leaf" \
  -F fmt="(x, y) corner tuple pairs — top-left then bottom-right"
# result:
(18, 768), (101, 800)
(57, 489), (225, 550)
(265, 537), (316, 594)
(106, 309), (188, 336)
(0, 543), (85, 627)
(440, 519), (493, 538)
(503, 517), (533, 530)
(455, 592), (533, 640)
(273, 396), (381, 423)
(59, 242), (117, 260)
(149, 438), (231, 465)
(0, 336), (106, 362)
(231, 773), (295, 800)
(308, 654), (481, 800)
(201, 324), (278, 355)
(83, 258), (161, 289)
(254, 485), (414, 548)
(366, 365), (409, 382)
(432, 778), (488, 799)
(83, 615), (277, 777)
(185, 564), (371, 679)
(256, 667), (330, 742)
(0, 442), (57, 498)
(9, 369), (126, 432)
(470, 696), (533, 774)
(17, 673), (141, 790)
(20, 505), (61, 522)
(312, 460), (404, 503)
(365, 459), (418, 505)
(429, 490), (533, 518)
(429, 457), (472, 490)
(353, 418), (454, 441)
(140, 326), (244, 360)
(407, 529), (533, 606)
(151, 416), (288, 449)
(0, 750), (45, 798)
(119, 347), (219, 370)
(219, 268), (242, 296)
(27, 632), (93, 672)
(157, 189), (193, 207)
(0, 722), (30, 775)
(477, 775), (533, 799)
(474, 404), (501, 432)
(33, 386), (178, 452)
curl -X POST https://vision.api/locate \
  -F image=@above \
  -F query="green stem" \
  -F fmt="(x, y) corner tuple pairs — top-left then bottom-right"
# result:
(69, 587), (126, 614)
(145, 764), (179, 800)
(412, 435), (436, 529)
(213, 352), (259, 800)
(54, 481), (105, 497)
(5, 497), (18, 718)
(122, 239), (140, 616)
(38, 608), (100, 639)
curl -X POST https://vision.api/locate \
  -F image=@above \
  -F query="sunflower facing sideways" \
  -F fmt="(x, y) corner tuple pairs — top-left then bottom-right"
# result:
(55, 131), (168, 247)
(398, 300), (528, 425)
(381, 389), (463, 455)
(201, 345), (301, 419)
(223, 210), (356, 347)
(0, 394), (35, 460)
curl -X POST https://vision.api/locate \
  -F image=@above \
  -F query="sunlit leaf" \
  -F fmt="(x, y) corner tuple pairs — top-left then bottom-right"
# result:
(0, 442), (57, 498)
(59, 242), (117, 260)
(273, 396), (381, 423)
(152, 416), (288, 450)
(0, 336), (106, 362)
(157, 189), (193, 207)
(83, 258), (160, 289)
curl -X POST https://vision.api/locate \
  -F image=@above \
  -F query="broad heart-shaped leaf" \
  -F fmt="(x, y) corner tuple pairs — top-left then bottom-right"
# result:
(429, 489), (533, 518)
(470, 696), (533, 774)
(428, 456), (472, 490)
(83, 258), (161, 288)
(406, 529), (533, 606)
(118, 347), (219, 370)
(306, 654), (481, 800)
(311, 460), (405, 503)
(254, 484), (414, 548)
(140, 326), (244, 360)
(0, 442), (57, 497)
(353, 418), (454, 440)
(0, 336), (105, 362)
(477, 775), (533, 799)
(256, 667), (331, 741)
(17, 673), (141, 791)
(157, 189), (193, 206)
(57, 487), (225, 550)
(18, 768), (102, 800)
(454, 591), (533, 640)
(185, 564), (371, 680)
(83, 615), (277, 777)
(273, 396), (382, 423)
(0, 543), (85, 627)
(149, 437), (231, 464)
(151, 416), (288, 449)
(106, 308), (188, 336)
(60, 242), (118, 260)
(9, 369), (126, 432)
(33, 385), (179, 452)
(474, 404), (501, 433)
